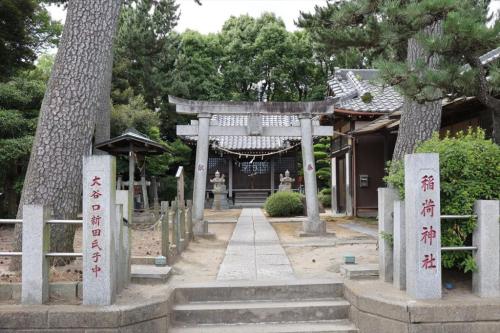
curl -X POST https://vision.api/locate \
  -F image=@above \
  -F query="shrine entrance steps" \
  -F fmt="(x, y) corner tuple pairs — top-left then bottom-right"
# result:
(233, 190), (269, 207)
(169, 280), (358, 333)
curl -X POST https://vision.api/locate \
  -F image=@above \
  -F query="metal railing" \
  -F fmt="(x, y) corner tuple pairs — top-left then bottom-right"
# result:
(0, 219), (83, 257)
(440, 214), (478, 252)
(381, 211), (481, 254)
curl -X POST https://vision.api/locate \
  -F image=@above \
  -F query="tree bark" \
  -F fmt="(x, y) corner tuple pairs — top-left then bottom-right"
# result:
(392, 21), (443, 161)
(469, 56), (500, 145)
(11, 0), (122, 270)
(94, 41), (114, 154)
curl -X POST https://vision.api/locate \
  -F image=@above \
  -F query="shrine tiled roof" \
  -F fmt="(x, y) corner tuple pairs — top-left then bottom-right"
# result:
(212, 114), (309, 150)
(183, 114), (319, 151)
(327, 69), (403, 113)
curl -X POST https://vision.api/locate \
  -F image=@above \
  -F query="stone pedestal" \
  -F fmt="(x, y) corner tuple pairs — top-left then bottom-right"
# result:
(212, 191), (229, 210)
(473, 200), (500, 297)
(82, 155), (117, 305)
(378, 187), (399, 283)
(21, 205), (50, 304)
(393, 200), (406, 290)
(405, 153), (441, 300)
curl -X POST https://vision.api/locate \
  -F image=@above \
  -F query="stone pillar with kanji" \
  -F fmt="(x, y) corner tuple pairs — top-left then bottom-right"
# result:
(405, 153), (441, 299)
(82, 155), (117, 305)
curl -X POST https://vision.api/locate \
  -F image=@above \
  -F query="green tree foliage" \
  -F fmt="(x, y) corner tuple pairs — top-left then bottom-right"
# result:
(218, 14), (329, 101)
(314, 138), (331, 190)
(385, 129), (500, 272)
(265, 191), (304, 217)
(0, 55), (54, 216)
(299, 0), (500, 144)
(169, 30), (224, 101)
(112, 0), (179, 108)
(0, 0), (61, 78)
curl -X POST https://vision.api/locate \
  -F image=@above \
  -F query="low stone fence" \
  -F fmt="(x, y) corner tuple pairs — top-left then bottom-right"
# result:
(378, 153), (500, 300)
(0, 156), (131, 306)
(159, 199), (193, 262)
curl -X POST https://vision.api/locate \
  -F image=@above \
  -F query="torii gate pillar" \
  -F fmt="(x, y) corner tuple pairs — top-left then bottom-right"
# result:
(299, 114), (325, 234)
(192, 113), (211, 234)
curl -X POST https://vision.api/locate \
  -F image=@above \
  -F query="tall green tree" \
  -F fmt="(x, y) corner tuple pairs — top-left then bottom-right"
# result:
(218, 13), (330, 102)
(12, 0), (123, 270)
(0, 56), (53, 217)
(0, 0), (61, 78)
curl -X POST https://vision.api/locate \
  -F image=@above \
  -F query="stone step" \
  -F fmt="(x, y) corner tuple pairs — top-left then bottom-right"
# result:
(170, 319), (358, 333)
(174, 280), (344, 303)
(173, 298), (350, 325)
(234, 202), (267, 206)
(234, 198), (267, 202)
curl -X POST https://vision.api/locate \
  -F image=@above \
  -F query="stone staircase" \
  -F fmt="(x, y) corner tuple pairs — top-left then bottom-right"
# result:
(169, 280), (358, 333)
(233, 190), (269, 207)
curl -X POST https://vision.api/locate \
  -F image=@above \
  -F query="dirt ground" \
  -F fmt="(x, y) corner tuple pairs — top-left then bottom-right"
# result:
(272, 219), (378, 279)
(0, 209), (237, 283)
(169, 223), (235, 284)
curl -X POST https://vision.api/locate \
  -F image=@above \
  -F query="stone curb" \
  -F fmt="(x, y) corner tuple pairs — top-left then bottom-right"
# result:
(344, 281), (500, 333)
(0, 286), (175, 330)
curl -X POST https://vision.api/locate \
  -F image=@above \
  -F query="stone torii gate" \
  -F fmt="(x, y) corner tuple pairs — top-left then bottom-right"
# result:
(169, 96), (334, 235)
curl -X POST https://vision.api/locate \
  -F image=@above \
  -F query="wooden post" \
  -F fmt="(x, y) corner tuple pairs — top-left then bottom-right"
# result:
(152, 176), (159, 215)
(171, 200), (179, 254)
(128, 147), (135, 222)
(161, 201), (170, 259)
(179, 199), (186, 251)
(228, 160), (233, 198)
(141, 174), (149, 210)
(270, 158), (275, 193)
(186, 200), (193, 241)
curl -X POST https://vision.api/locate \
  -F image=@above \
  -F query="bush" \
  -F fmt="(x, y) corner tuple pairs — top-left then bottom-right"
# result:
(264, 191), (304, 217)
(318, 188), (331, 208)
(385, 129), (500, 272)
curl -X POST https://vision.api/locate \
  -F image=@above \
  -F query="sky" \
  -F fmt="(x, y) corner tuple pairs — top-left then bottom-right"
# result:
(47, 0), (500, 33)
(46, 0), (328, 33)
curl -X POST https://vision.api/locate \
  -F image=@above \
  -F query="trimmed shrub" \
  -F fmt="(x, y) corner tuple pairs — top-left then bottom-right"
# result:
(264, 191), (304, 217)
(385, 129), (500, 272)
(318, 188), (331, 207)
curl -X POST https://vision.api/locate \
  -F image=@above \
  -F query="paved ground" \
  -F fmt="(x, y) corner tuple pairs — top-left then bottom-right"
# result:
(217, 208), (294, 281)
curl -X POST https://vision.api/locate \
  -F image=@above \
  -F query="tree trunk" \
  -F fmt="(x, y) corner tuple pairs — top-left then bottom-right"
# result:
(10, 0), (122, 270)
(469, 56), (500, 145)
(94, 43), (114, 154)
(392, 21), (443, 161)
(491, 105), (500, 145)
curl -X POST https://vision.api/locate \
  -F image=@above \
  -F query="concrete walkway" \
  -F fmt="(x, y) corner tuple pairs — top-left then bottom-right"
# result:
(217, 208), (295, 281)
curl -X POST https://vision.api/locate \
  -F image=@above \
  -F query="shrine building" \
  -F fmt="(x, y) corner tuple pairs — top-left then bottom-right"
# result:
(178, 113), (320, 207)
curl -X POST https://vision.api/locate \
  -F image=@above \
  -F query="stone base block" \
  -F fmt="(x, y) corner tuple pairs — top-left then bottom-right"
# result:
(131, 265), (171, 284)
(131, 256), (156, 265)
(194, 232), (216, 240)
(341, 264), (379, 280)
